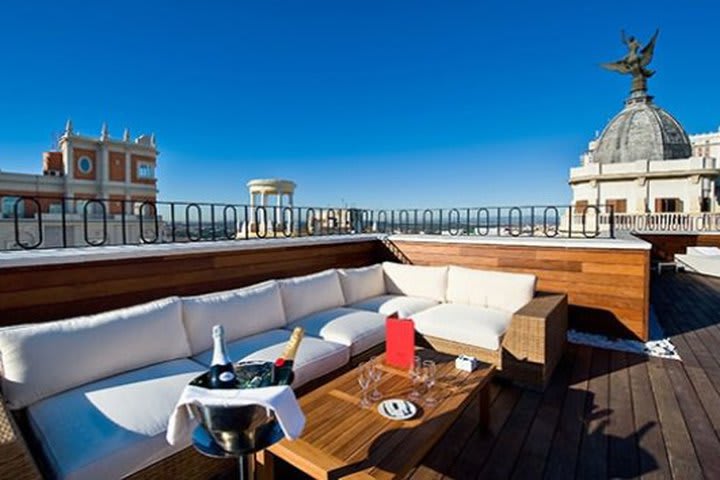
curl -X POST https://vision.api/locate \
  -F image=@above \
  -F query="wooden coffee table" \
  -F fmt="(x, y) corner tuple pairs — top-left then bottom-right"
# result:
(259, 348), (495, 479)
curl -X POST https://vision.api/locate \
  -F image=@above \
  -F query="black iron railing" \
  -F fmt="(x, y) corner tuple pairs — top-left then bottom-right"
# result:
(0, 195), (619, 250)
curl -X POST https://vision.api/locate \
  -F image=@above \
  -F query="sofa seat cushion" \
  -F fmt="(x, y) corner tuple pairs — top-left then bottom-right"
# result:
(287, 308), (387, 357)
(349, 294), (439, 318)
(193, 329), (349, 388)
(27, 358), (206, 480)
(412, 304), (512, 351)
(182, 281), (287, 355)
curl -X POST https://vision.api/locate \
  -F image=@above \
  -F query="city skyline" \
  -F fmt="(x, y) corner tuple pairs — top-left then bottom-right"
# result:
(0, 1), (718, 208)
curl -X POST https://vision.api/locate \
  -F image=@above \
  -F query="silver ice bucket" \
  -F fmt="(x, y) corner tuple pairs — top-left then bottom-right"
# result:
(188, 361), (285, 456)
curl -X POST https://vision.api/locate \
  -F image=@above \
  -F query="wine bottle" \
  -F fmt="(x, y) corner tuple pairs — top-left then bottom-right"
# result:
(208, 325), (238, 389)
(273, 327), (304, 386)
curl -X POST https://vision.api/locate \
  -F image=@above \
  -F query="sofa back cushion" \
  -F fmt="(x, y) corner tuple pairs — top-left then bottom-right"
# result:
(337, 264), (386, 304)
(280, 269), (346, 323)
(382, 262), (448, 302)
(447, 265), (536, 313)
(182, 281), (287, 355)
(0, 297), (189, 410)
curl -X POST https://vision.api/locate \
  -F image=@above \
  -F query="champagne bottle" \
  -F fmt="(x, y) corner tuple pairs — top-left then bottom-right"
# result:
(208, 325), (238, 389)
(273, 327), (304, 386)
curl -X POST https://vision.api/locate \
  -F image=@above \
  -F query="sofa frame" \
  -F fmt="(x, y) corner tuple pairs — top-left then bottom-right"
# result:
(417, 292), (567, 390)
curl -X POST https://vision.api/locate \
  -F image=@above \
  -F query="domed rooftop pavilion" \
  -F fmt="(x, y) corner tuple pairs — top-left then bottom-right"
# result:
(593, 92), (692, 164)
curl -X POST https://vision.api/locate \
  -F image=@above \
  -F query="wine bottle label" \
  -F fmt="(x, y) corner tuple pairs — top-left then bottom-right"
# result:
(219, 371), (236, 382)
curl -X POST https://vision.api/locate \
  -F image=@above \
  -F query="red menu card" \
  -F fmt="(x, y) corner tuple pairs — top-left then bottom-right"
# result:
(385, 313), (415, 369)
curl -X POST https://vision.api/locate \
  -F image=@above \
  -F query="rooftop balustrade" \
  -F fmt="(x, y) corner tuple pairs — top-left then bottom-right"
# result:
(0, 195), (621, 250)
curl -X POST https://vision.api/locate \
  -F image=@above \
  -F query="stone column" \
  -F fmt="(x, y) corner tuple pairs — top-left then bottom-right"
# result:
(247, 190), (256, 233)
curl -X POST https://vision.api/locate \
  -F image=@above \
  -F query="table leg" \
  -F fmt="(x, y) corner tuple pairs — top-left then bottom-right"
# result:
(255, 450), (275, 480)
(478, 386), (490, 431)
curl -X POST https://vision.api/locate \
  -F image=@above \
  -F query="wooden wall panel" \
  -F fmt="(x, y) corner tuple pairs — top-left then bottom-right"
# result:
(0, 237), (652, 341)
(636, 234), (720, 261)
(384, 240), (651, 340)
(0, 240), (384, 327)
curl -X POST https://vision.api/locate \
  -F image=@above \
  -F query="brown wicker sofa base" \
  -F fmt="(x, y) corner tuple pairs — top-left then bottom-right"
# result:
(0, 296), (566, 480)
(418, 292), (568, 391)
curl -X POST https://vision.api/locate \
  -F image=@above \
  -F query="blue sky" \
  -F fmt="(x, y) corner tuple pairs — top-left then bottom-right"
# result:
(0, 1), (718, 208)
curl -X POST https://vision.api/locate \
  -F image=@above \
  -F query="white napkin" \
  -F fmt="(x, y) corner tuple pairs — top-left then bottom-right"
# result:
(166, 385), (305, 445)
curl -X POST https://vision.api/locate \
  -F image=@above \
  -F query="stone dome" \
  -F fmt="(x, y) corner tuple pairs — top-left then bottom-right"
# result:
(593, 95), (692, 164)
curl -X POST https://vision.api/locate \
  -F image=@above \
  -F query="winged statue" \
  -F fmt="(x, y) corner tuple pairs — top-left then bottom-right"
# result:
(602, 29), (659, 94)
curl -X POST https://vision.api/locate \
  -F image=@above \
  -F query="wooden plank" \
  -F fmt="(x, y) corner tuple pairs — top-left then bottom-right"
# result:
(647, 357), (703, 479)
(627, 357), (670, 480)
(543, 345), (593, 479)
(663, 359), (720, 478)
(442, 385), (522, 479)
(510, 347), (575, 479)
(474, 389), (543, 479)
(607, 351), (640, 479)
(497, 257), (583, 272)
(581, 261), (648, 276)
(576, 347), (610, 480)
(408, 385), (502, 480)
(534, 248), (648, 264)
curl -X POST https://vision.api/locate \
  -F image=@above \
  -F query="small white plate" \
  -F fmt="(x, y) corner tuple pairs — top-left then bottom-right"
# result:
(377, 399), (417, 420)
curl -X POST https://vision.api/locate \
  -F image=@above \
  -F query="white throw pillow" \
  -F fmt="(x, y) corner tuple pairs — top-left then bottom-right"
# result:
(337, 264), (386, 305)
(446, 265), (536, 313)
(382, 262), (448, 302)
(279, 269), (346, 323)
(182, 281), (287, 355)
(0, 297), (190, 410)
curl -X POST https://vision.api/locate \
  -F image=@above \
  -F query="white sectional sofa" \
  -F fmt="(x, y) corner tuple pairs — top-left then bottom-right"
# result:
(0, 261), (567, 480)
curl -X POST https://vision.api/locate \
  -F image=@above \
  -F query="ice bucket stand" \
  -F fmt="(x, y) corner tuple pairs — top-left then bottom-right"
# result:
(188, 362), (286, 480)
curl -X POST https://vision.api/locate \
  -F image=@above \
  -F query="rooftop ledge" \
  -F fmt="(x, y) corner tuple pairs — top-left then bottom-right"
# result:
(0, 233), (651, 269)
(386, 234), (651, 250)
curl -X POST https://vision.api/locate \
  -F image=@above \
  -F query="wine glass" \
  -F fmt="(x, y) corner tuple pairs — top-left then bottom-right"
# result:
(422, 360), (438, 406)
(357, 364), (372, 409)
(369, 356), (383, 402)
(408, 356), (423, 401)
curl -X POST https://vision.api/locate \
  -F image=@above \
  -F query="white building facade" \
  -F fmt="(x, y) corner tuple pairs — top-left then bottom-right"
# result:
(569, 90), (720, 233)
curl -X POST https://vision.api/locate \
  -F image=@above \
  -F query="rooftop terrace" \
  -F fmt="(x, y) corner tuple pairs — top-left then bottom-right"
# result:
(1, 232), (719, 479)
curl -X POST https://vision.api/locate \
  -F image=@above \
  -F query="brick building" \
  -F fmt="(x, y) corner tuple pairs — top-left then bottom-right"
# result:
(0, 121), (160, 248)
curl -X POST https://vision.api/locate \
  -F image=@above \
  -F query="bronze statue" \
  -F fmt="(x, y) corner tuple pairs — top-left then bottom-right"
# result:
(602, 29), (659, 95)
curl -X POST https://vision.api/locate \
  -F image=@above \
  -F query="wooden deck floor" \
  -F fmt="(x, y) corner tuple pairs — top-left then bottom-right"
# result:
(402, 272), (720, 480)
(272, 272), (720, 479)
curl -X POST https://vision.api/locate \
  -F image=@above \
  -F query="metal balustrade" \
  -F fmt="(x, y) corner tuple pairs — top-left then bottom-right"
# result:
(0, 196), (632, 250)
